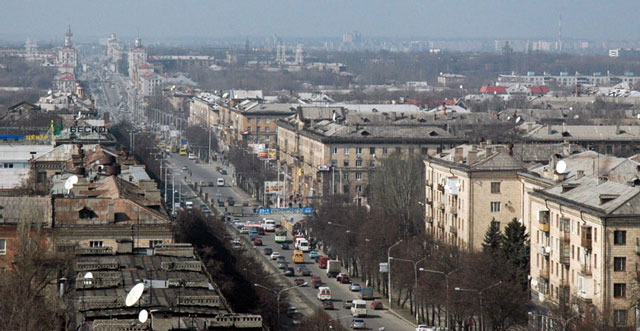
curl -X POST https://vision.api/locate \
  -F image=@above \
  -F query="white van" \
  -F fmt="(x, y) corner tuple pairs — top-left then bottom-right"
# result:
(185, 201), (193, 209)
(317, 287), (332, 301)
(262, 218), (276, 232)
(295, 238), (310, 251)
(217, 178), (225, 186)
(351, 299), (368, 317)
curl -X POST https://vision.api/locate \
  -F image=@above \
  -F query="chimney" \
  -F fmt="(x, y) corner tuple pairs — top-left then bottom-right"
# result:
(615, 124), (621, 135)
(547, 125), (553, 134)
(576, 170), (585, 179)
(467, 150), (478, 164)
(453, 147), (463, 163)
(107, 203), (115, 223)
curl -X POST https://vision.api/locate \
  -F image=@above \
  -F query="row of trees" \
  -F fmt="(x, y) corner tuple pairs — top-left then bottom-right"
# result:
(306, 155), (530, 330)
(227, 145), (277, 204)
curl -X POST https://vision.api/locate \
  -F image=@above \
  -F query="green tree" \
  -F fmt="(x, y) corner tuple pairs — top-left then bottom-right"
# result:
(501, 218), (530, 288)
(482, 218), (502, 253)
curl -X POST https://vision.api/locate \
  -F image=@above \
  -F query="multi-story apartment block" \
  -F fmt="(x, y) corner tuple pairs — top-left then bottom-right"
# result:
(424, 145), (525, 250)
(278, 109), (463, 205)
(528, 174), (640, 328)
(218, 102), (296, 149)
(188, 92), (220, 129)
(498, 72), (640, 87)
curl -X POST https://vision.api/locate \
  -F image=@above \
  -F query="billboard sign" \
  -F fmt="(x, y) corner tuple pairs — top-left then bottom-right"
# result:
(257, 207), (313, 215)
(264, 181), (285, 194)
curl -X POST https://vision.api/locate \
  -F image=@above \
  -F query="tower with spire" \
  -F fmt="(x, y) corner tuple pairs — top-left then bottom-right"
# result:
(56, 25), (78, 74)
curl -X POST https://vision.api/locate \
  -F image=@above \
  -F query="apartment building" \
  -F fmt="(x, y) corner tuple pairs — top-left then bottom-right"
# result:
(424, 145), (525, 251)
(188, 92), (220, 129)
(528, 175), (640, 327)
(218, 102), (296, 148)
(278, 110), (463, 205)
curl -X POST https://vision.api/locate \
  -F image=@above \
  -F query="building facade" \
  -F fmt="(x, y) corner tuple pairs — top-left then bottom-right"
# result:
(424, 145), (525, 251)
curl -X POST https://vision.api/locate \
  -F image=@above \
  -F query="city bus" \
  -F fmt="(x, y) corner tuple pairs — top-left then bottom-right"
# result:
(274, 230), (287, 243)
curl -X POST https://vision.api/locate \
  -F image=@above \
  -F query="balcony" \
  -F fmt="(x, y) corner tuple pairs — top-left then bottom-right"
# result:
(579, 263), (592, 276)
(559, 243), (570, 265)
(560, 230), (570, 243)
(636, 238), (640, 256)
(581, 226), (592, 250)
(539, 265), (550, 280)
(437, 221), (445, 229)
(437, 184), (445, 192)
(538, 210), (550, 232)
(439, 203), (445, 211)
(539, 245), (550, 257)
(538, 221), (550, 232)
(448, 205), (457, 215)
(449, 225), (457, 234)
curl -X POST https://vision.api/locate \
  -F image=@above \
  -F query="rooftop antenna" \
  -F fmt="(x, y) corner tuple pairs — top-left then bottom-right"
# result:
(125, 282), (145, 307)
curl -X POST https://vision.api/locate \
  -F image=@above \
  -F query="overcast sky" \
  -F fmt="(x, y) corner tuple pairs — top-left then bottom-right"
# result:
(1, 0), (638, 43)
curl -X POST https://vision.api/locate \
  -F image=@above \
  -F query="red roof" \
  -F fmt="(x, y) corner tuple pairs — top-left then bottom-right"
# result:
(527, 86), (550, 94)
(58, 74), (75, 80)
(137, 62), (153, 69)
(480, 86), (507, 94)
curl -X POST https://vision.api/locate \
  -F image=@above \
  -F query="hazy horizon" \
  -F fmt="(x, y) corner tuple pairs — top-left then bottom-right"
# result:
(1, 0), (639, 43)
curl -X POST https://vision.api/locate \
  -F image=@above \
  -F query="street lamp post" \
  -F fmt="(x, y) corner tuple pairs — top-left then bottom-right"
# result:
(389, 257), (427, 323)
(387, 240), (403, 308)
(454, 281), (502, 330)
(254, 282), (307, 328)
(420, 267), (462, 329)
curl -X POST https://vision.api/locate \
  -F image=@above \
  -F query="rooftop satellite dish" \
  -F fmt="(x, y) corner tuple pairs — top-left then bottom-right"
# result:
(69, 175), (78, 185)
(574, 114), (580, 119)
(64, 178), (74, 191)
(138, 309), (149, 323)
(545, 246), (551, 254)
(531, 279), (538, 287)
(515, 116), (522, 124)
(556, 160), (567, 174)
(125, 282), (145, 307)
(84, 272), (93, 279)
(518, 218), (524, 225)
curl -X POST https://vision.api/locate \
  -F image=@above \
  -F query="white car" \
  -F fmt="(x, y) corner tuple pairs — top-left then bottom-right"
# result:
(270, 252), (281, 260)
(416, 326), (447, 331)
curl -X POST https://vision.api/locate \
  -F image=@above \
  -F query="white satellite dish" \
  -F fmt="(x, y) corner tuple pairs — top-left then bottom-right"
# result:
(84, 272), (93, 279)
(531, 279), (538, 287)
(556, 160), (567, 174)
(574, 114), (580, 119)
(637, 114), (640, 120)
(545, 246), (551, 254)
(515, 116), (522, 124)
(69, 175), (79, 185)
(138, 309), (149, 323)
(518, 218), (524, 225)
(125, 282), (145, 307)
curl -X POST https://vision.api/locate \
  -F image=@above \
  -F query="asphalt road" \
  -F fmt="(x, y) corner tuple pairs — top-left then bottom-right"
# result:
(166, 154), (415, 331)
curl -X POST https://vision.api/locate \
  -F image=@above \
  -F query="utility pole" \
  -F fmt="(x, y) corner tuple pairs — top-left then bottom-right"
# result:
(387, 240), (403, 308)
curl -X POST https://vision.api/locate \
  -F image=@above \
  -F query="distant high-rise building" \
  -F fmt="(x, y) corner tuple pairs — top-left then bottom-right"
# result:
(342, 31), (361, 44)
(295, 44), (304, 65)
(56, 25), (78, 73)
(106, 33), (122, 63)
(128, 38), (148, 79)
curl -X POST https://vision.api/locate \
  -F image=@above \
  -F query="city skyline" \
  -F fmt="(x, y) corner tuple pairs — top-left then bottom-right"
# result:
(1, 0), (640, 42)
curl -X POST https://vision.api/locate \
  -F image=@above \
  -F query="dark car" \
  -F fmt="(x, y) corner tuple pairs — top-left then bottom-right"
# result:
(343, 300), (352, 309)
(311, 275), (322, 288)
(294, 278), (306, 286)
(284, 267), (295, 276)
(256, 227), (265, 236)
(281, 242), (290, 250)
(278, 261), (289, 269)
(220, 169), (228, 175)
(321, 300), (334, 310)
(227, 198), (235, 206)
(263, 247), (273, 255)
(296, 266), (311, 276)
(370, 300), (383, 310)
(217, 200), (225, 207)
(254, 238), (263, 246)
(276, 255), (286, 262)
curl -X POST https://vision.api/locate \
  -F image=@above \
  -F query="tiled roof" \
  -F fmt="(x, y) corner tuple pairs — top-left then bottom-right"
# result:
(521, 124), (640, 141)
(480, 86), (508, 94)
(0, 196), (52, 225)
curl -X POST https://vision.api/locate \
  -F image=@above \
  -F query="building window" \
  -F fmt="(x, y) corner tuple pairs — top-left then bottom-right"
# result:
(89, 241), (103, 248)
(491, 182), (501, 193)
(343, 185), (350, 194)
(356, 172), (362, 180)
(265, 127), (270, 133)
(150, 240), (163, 248)
(265, 118), (270, 123)
(256, 127), (261, 133)
(614, 230), (626, 245)
(247, 126), (252, 132)
(395, 147), (401, 153)
(332, 148), (338, 155)
(343, 172), (349, 180)
(343, 160), (349, 167)
(614, 283), (626, 298)
(369, 160), (375, 167)
(0, 239), (5, 255)
(421, 147), (429, 155)
(491, 201), (501, 212)
(356, 147), (362, 155)
(614, 310), (627, 325)
(3, 163), (13, 168)
(383, 148), (388, 154)
(356, 160), (362, 167)
(614, 257), (626, 271)
(369, 147), (375, 154)
(344, 147), (349, 155)
(331, 160), (337, 166)
(356, 185), (362, 192)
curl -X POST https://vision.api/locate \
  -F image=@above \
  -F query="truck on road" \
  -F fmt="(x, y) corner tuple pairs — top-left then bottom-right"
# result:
(326, 260), (341, 278)
(360, 287), (374, 300)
